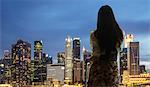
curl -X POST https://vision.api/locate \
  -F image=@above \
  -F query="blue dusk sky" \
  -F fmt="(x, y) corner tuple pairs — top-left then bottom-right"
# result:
(0, 0), (150, 66)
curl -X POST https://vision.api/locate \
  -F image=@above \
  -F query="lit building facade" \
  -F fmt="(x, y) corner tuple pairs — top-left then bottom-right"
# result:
(124, 34), (134, 48)
(73, 38), (80, 59)
(122, 70), (150, 86)
(73, 38), (82, 83)
(11, 40), (31, 87)
(40, 53), (48, 83)
(47, 64), (65, 84)
(120, 34), (135, 83)
(30, 60), (34, 83)
(82, 47), (91, 86)
(57, 52), (65, 64)
(0, 59), (5, 84)
(127, 42), (140, 75)
(3, 50), (11, 59)
(33, 41), (52, 85)
(120, 48), (127, 83)
(33, 41), (43, 83)
(120, 48), (128, 73)
(3, 50), (12, 84)
(41, 53), (53, 83)
(64, 36), (73, 84)
(34, 41), (43, 60)
(43, 53), (53, 64)
(0, 84), (12, 87)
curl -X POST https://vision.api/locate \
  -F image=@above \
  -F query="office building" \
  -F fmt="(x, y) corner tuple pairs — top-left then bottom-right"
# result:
(3, 50), (12, 84)
(33, 40), (44, 84)
(73, 38), (80, 59)
(41, 53), (53, 83)
(57, 52), (65, 64)
(34, 41), (43, 61)
(33, 40), (52, 85)
(73, 38), (82, 83)
(82, 47), (91, 86)
(0, 59), (5, 84)
(11, 39), (31, 87)
(120, 34), (134, 82)
(0, 84), (12, 87)
(120, 48), (128, 74)
(73, 60), (82, 83)
(124, 34), (134, 48)
(64, 36), (73, 84)
(122, 70), (150, 86)
(32, 41), (53, 85)
(120, 48), (128, 84)
(30, 60), (34, 83)
(3, 50), (11, 59)
(127, 42), (140, 75)
(43, 53), (53, 64)
(47, 64), (65, 84)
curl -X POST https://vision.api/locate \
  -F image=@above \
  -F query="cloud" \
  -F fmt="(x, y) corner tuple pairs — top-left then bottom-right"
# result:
(119, 20), (150, 35)
(137, 36), (150, 58)
(140, 57), (150, 62)
(1, 0), (150, 59)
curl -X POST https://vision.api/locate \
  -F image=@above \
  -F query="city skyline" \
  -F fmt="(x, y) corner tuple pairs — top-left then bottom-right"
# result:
(1, 0), (150, 68)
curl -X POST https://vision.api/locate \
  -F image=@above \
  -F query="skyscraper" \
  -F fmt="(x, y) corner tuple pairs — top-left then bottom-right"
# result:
(11, 40), (31, 87)
(30, 60), (34, 83)
(72, 38), (82, 83)
(82, 47), (91, 86)
(42, 53), (53, 82)
(41, 53), (48, 83)
(57, 52), (65, 64)
(33, 40), (43, 83)
(0, 59), (5, 84)
(43, 53), (53, 64)
(120, 48), (128, 73)
(119, 34), (134, 83)
(3, 50), (12, 84)
(120, 48), (127, 83)
(127, 42), (140, 75)
(3, 50), (11, 59)
(34, 41), (43, 61)
(31, 53), (53, 85)
(64, 36), (73, 84)
(73, 38), (80, 59)
(124, 34), (134, 48)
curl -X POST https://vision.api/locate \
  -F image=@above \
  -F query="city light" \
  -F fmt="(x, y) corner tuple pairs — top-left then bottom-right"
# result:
(1, 0), (149, 87)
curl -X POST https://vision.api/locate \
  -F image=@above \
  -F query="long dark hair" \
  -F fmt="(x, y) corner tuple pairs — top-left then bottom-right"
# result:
(94, 5), (123, 52)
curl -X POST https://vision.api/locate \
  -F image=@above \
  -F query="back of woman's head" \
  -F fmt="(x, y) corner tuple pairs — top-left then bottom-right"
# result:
(94, 5), (123, 51)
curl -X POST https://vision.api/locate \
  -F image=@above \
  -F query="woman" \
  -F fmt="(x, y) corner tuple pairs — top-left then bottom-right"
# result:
(88, 5), (123, 87)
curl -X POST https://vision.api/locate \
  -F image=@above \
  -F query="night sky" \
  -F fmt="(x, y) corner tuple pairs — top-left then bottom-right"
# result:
(0, 0), (150, 68)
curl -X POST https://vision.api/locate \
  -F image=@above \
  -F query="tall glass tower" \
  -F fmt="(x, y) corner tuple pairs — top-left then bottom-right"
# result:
(73, 38), (80, 59)
(127, 42), (140, 75)
(33, 40), (43, 83)
(82, 47), (91, 86)
(73, 38), (82, 83)
(64, 36), (73, 84)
